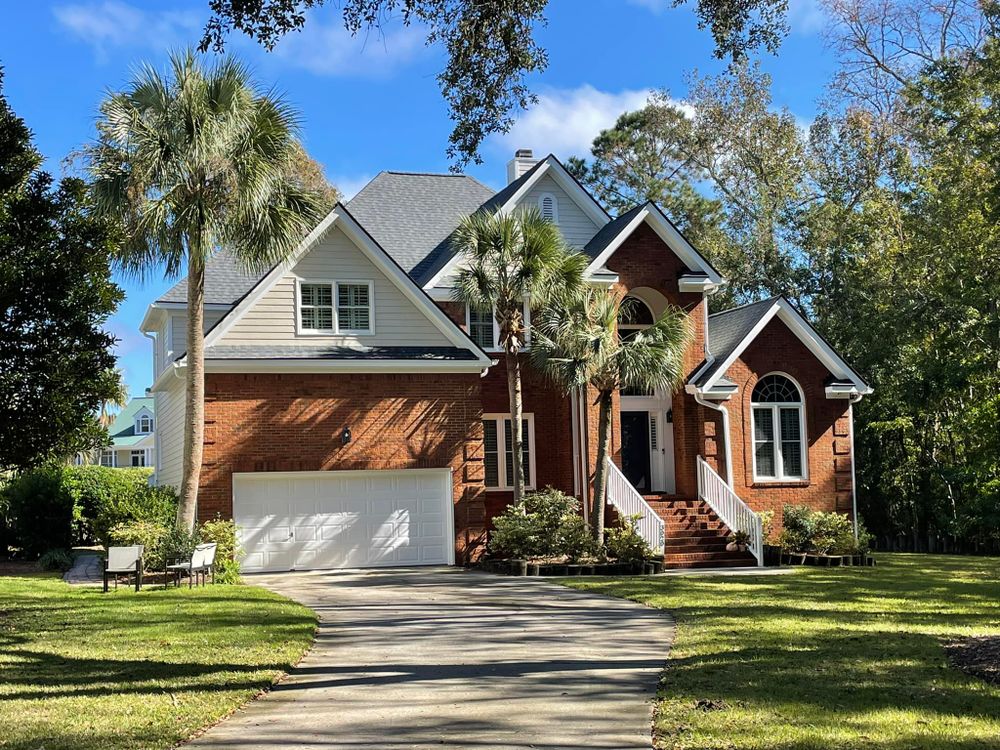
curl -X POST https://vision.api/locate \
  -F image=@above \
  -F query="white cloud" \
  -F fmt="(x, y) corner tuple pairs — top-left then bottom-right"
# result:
(788, 0), (827, 34)
(270, 15), (426, 77)
(331, 173), (374, 200)
(53, 1), (201, 59)
(496, 85), (654, 158)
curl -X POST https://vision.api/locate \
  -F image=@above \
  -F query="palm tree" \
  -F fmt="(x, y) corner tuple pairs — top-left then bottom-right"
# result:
(531, 289), (691, 545)
(87, 51), (323, 530)
(452, 207), (587, 503)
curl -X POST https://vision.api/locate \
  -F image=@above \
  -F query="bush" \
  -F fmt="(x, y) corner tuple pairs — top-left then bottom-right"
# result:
(63, 466), (176, 544)
(779, 504), (815, 553)
(3, 466), (79, 555)
(200, 516), (242, 584)
(778, 504), (864, 555)
(606, 514), (653, 563)
(759, 509), (775, 543)
(108, 520), (171, 569)
(38, 548), (74, 572)
(489, 488), (597, 561)
(815, 512), (855, 555)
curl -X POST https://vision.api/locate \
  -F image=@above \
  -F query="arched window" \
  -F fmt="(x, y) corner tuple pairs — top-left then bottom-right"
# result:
(751, 374), (806, 480)
(135, 413), (153, 434)
(537, 192), (558, 224)
(619, 296), (656, 396)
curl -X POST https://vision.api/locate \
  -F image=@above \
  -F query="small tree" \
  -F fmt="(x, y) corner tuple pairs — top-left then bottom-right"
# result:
(452, 207), (586, 504)
(87, 51), (324, 531)
(532, 289), (691, 545)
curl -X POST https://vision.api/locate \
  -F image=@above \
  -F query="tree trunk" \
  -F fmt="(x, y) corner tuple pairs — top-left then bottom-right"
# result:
(177, 254), (205, 532)
(591, 390), (614, 547)
(506, 346), (525, 503)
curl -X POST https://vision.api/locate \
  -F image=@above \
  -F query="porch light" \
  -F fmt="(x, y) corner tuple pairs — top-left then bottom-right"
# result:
(341, 427), (352, 446)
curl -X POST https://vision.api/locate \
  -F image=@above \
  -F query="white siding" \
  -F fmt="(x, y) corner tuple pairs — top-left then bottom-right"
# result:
(154, 379), (185, 489)
(218, 225), (452, 347)
(519, 174), (601, 249)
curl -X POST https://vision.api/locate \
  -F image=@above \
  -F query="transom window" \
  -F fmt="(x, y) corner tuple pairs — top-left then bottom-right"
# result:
(751, 374), (806, 481)
(482, 414), (535, 490)
(135, 414), (153, 434)
(298, 281), (374, 334)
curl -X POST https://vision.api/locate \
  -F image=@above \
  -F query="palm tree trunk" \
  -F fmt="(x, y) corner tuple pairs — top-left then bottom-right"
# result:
(178, 253), (205, 532)
(505, 346), (525, 503)
(591, 390), (614, 546)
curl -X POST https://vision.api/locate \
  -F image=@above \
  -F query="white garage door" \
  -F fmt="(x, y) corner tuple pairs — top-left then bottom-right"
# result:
(233, 469), (454, 573)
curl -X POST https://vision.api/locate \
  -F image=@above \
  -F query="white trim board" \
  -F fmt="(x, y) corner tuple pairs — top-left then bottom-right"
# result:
(584, 203), (723, 285)
(193, 205), (492, 369)
(700, 298), (872, 396)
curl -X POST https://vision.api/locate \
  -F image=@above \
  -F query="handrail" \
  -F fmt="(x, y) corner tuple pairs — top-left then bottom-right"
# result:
(697, 456), (763, 566)
(604, 457), (665, 553)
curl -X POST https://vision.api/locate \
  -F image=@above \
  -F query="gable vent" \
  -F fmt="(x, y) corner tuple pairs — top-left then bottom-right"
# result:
(538, 192), (558, 224)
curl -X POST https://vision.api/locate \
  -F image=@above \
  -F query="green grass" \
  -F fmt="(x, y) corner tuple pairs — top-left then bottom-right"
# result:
(0, 574), (316, 750)
(562, 553), (1000, 750)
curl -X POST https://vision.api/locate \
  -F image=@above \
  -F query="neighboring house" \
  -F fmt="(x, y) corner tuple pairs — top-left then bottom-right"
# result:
(88, 396), (156, 469)
(140, 150), (870, 572)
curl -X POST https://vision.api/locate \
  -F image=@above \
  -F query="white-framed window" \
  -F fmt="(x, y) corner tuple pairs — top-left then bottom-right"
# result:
(537, 192), (559, 224)
(465, 301), (531, 351)
(482, 413), (535, 491)
(619, 295), (656, 396)
(130, 449), (146, 467)
(297, 280), (374, 334)
(99, 449), (116, 467)
(750, 373), (807, 482)
(135, 413), (153, 434)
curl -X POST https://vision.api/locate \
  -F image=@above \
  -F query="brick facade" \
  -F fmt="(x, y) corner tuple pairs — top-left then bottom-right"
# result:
(198, 372), (488, 562)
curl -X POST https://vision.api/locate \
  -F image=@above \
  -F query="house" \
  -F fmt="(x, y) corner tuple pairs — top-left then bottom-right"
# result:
(91, 396), (156, 468)
(140, 150), (871, 572)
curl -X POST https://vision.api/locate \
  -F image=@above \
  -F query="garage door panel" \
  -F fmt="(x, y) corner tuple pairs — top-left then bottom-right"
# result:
(234, 469), (452, 573)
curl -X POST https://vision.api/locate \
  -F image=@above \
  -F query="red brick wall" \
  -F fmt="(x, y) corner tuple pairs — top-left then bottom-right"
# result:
(199, 372), (489, 562)
(723, 317), (853, 530)
(605, 221), (709, 498)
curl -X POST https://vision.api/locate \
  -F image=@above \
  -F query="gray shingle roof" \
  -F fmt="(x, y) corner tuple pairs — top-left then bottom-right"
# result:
(694, 297), (778, 387)
(157, 250), (265, 305)
(346, 171), (495, 286)
(201, 345), (478, 361)
(583, 203), (646, 260)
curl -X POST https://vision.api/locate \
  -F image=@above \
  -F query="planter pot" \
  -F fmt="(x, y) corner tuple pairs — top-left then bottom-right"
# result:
(566, 564), (582, 576)
(527, 563), (540, 576)
(511, 559), (528, 576)
(594, 564), (614, 576)
(580, 564), (595, 576)
(763, 545), (782, 567)
(642, 562), (654, 575)
(549, 564), (568, 576)
(648, 560), (663, 574)
(725, 541), (738, 552)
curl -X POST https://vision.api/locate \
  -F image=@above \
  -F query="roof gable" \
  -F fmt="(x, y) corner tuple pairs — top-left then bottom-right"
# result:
(107, 397), (155, 439)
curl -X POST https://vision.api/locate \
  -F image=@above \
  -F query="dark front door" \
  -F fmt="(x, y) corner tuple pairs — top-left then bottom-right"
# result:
(620, 411), (651, 491)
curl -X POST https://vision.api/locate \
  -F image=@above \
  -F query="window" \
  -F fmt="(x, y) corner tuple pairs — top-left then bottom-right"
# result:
(537, 192), (558, 223)
(130, 450), (146, 467)
(468, 306), (494, 349)
(751, 374), (806, 481)
(619, 296), (655, 396)
(99, 449), (115, 467)
(336, 282), (373, 333)
(300, 283), (334, 331)
(298, 280), (374, 334)
(465, 301), (531, 351)
(482, 414), (535, 490)
(135, 413), (153, 434)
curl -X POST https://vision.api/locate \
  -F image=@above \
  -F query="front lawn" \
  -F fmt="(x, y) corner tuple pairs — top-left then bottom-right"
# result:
(0, 574), (316, 750)
(563, 553), (1000, 749)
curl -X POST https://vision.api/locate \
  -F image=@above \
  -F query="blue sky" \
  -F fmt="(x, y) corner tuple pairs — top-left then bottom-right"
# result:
(0, 0), (836, 399)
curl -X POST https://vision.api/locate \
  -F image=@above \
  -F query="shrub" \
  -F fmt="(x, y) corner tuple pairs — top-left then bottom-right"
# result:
(778, 504), (863, 555)
(108, 520), (171, 569)
(38, 548), (74, 571)
(778, 504), (815, 552)
(759, 510), (775, 543)
(200, 516), (241, 584)
(63, 466), (176, 544)
(4, 466), (79, 555)
(489, 488), (596, 561)
(606, 514), (653, 563)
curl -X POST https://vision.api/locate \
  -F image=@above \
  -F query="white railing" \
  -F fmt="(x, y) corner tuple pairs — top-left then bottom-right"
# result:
(604, 457), (665, 553)
(697, 456), (763, 566)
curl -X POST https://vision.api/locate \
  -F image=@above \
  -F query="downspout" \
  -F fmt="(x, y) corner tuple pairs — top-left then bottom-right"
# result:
(693, 391), (733, 487)
(849, 394), (863, 540)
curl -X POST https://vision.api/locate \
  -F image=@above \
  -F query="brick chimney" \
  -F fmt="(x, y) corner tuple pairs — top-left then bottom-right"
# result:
(506, 148), (537, 184)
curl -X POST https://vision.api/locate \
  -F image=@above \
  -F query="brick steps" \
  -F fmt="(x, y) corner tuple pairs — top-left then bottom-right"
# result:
(651, 496), (757, 570)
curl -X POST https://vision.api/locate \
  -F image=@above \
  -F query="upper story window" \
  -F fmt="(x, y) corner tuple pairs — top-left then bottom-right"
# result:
(751, 374), (807, 482)
(465, 301), (530, 351)
(298, 280), (374, 334)
(618, 295), (654, 342)
(135, 414), (153, 434)
(537, 192), (559, 224)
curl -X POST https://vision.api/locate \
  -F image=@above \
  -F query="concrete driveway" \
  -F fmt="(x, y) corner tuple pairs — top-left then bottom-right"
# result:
(188, 568), (674, 750)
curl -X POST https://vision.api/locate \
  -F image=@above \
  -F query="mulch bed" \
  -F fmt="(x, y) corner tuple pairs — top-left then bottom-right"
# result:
(945, 635), (1000, 685)
(0, 560), (40, 576)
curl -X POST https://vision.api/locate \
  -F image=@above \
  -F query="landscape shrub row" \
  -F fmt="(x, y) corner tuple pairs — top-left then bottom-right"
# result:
(778, 504), (873, 555)
(109, 516), (241, 583)
(0, 465), (177, 556)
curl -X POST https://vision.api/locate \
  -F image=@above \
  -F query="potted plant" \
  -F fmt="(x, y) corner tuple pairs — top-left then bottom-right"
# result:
(726, 530), (750, 552)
